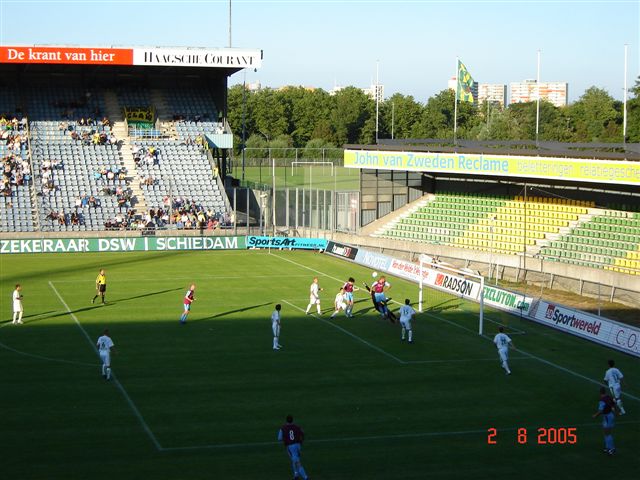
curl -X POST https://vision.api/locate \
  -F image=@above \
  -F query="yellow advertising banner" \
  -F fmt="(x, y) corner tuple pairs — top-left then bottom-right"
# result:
(344, 149), (640, 186)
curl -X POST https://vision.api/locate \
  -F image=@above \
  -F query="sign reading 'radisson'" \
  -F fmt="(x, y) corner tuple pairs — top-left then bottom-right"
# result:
(0, 45), (262, 69)
(344, 149), (640, 186)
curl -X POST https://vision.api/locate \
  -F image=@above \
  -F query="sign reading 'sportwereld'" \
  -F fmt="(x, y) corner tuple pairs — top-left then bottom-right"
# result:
(0, 236), (245, 254)
(344, 149), (640, 186)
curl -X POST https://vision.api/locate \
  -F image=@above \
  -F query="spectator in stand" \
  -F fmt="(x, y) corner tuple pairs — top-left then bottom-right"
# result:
(89, 195), (98, 209)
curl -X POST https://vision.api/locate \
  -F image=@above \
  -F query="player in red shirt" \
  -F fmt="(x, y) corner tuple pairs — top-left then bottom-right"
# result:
(179, 283), (196, 325)
(277, 415), (310, 480)
(342, 277), (359, 317)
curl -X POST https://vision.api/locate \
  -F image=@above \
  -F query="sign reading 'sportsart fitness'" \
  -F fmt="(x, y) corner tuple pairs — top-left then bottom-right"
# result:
(246, 236), (327, 250)
(0, 45), (262, 69)
(0, 236), (245, 254)
(344, 149), (640, 186)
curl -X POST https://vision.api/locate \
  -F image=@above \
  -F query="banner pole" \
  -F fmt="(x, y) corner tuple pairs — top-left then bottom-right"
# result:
(453, 57), (459, 145)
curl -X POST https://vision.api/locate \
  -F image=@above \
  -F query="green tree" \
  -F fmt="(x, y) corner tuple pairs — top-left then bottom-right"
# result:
(568, 87), (621, 142)
(251, 89), (289, 139)
(330, 87), (375, 146)
(379, 94), (424, 139)
(625, 76), (640, 142)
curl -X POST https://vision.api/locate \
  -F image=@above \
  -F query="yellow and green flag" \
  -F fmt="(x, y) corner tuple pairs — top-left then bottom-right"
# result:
(457, 60), (475, 103)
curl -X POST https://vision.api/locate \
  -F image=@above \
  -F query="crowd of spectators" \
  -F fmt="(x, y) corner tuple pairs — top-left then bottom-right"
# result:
(46, 209), (82, 227)
(59, 119), (118, 146)
(1, 116), (30, 196)
(93, 165), (127, 183)
(39, 158), (64, 195)
(133, 144), (159, 167)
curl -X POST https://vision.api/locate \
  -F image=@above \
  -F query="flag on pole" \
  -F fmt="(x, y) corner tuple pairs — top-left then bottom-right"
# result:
(457, 60), (475, 103)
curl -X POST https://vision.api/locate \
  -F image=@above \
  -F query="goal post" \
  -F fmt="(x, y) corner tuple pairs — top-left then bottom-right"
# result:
(291, 161), (335, 176)
(418, 254), (485, 335)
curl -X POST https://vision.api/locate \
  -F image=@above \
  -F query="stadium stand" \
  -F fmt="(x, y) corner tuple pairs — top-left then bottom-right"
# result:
(132, 139), (229, 228)
(376, 192), (592, 251)
(1, 89), (35, 232)
(540, 210), (640, 275)
(165, 88), (224, 141)
(376, 192), (640, 275)
(28, 88), (136, 231)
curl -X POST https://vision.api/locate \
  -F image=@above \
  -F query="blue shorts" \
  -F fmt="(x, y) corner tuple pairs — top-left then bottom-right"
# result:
(374, 292), (387, 303)
(287, 443), (301, 462)
(602, 412), (615, 429)
(183, 304), (191, 312)
(344, 292), (354, 302)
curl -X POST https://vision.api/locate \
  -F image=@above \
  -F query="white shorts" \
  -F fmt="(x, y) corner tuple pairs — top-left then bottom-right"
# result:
(609, 384), (622, 400)
(335, 302), (347, 311)
(99, 351), (111, 366)
(13, 302), (23, 313)
(400, 319), (412, 330)
(272, 323), (280, 337)
(309, 296), (320, 305)
(498, 348), (509, 363)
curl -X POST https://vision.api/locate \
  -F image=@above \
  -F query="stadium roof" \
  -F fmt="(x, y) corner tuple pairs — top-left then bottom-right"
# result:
(0, 45), (262, 74)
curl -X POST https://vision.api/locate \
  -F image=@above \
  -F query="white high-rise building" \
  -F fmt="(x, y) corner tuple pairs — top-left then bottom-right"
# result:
(362, 83), (384, 102)
(329, 84), (384, 101)
(510, 80), (568, 107)
(478, 84), (507, 107)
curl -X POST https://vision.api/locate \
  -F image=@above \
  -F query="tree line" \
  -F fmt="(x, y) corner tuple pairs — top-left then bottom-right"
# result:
(227, 77), (640, 154)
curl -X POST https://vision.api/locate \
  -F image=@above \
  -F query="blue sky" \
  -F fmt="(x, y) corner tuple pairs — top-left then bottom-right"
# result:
(0, 0), (638, 102)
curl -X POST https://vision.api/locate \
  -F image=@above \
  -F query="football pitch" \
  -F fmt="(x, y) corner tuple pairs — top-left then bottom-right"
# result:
(1, 250), (638, 480)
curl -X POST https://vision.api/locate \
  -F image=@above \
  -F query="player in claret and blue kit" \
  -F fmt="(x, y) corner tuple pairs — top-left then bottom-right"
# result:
(179, 284), (196, 324)
(592, 386), (618, 455)
(342, 277), (358, 317)
(278, 415), (310, 480)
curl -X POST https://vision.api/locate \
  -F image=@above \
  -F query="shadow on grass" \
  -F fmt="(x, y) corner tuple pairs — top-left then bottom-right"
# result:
(25, 288), (184, 325)
(193, 301), (275, 322)
(429, 298), (462, 314)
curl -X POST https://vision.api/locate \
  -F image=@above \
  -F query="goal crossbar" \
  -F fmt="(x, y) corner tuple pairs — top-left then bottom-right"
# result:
(291, 161), (335, 176)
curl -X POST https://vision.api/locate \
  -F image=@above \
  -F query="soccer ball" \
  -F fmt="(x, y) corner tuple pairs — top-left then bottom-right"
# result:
(372, 272), (378, 278)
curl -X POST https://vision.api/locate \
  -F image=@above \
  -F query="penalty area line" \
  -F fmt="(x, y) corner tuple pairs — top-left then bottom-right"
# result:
(48, 281), (164, 451)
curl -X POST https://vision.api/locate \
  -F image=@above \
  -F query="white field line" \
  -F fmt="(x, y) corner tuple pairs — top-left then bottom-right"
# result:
(281, 299), (403, 364)
(269, 252), (640, 404)
(48, 281), (163, 451)
(0, 338), (99, 367)
(158, 419), (640, 452)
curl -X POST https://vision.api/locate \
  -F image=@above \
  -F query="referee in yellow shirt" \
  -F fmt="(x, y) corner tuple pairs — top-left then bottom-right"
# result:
(92, 269), (107, 304)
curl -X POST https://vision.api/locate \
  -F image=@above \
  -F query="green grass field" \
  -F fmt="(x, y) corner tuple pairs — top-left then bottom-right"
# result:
(1, 250), (639, 480)
(236, 165), (360, 191)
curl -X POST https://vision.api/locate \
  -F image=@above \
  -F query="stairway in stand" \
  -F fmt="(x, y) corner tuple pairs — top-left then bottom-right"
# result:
(150, 89), (177, 138)
(103, 90), (147, 213)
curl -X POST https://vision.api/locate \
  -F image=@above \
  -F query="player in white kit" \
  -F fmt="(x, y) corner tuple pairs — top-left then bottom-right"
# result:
(96, 329), (115, 380)
(12, 284), (23, 325)
(399, 299), (416, 343)
(272, 304), (282, 350)
(493, 327), (513, 375)
(330, 288), (347, 318)
(305, 277), (323, 315)
(604, 359), (626, 415)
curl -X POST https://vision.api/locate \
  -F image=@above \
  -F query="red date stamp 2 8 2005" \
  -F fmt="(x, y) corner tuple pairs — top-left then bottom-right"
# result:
(487, 427), (578, 445)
